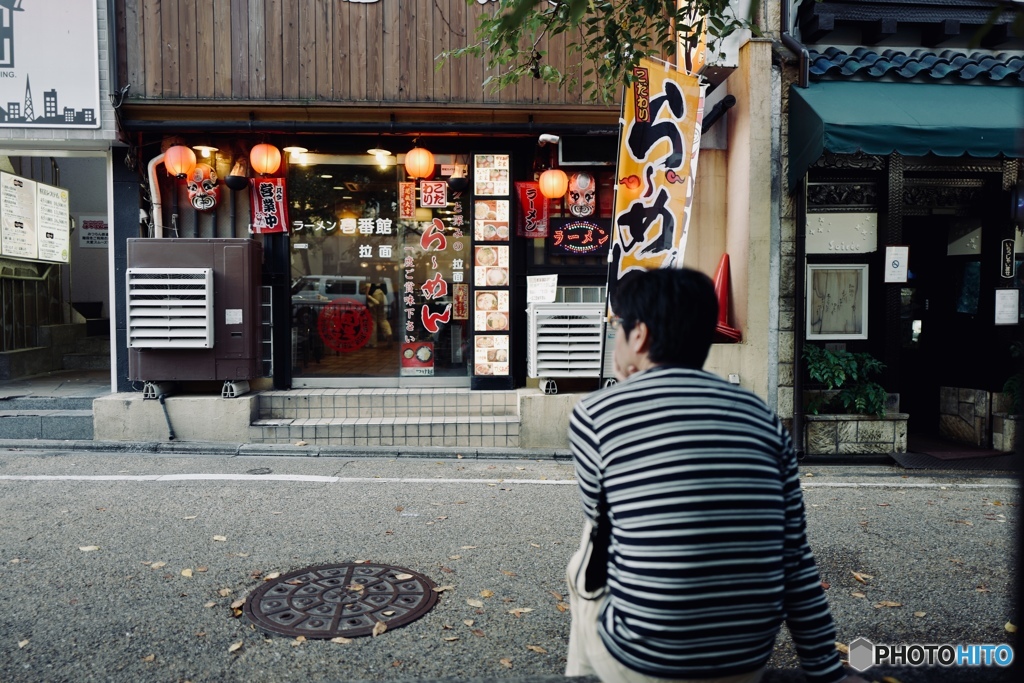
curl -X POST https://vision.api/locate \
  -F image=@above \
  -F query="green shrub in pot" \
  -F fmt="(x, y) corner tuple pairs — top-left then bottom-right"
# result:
(802, 345), (888, 417)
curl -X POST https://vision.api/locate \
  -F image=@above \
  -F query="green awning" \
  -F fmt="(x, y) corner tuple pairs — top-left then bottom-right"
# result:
(788, 81), (1024, 187)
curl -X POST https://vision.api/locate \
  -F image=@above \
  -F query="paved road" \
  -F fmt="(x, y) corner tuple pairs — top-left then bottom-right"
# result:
(0, 450), (1018, 682)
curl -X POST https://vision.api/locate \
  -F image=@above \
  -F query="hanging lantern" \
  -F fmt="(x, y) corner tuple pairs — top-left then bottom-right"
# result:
(164, 145), (197, 178)
(404, 146), (435, 179)
(538, 168), (568, 199)
(250, 143), (282, 175)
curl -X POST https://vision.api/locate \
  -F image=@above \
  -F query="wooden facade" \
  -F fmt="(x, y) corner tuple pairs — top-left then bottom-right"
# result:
(115, 0), (614, 113)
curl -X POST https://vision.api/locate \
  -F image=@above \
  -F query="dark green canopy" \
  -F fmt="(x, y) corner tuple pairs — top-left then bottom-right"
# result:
(788, 81), (1024, 187)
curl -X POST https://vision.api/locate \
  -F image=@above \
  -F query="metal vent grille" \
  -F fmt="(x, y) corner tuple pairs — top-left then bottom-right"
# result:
(527, 302), (605, 379)
(127, 267), (214, 349)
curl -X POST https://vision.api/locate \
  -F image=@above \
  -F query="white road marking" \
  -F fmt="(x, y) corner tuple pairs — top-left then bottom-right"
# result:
(0, 474), (1016, 490)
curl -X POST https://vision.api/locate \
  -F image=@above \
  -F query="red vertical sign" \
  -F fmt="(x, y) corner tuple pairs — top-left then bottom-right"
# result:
(515, 181), (549, 238)
(249, 178), (290, 234)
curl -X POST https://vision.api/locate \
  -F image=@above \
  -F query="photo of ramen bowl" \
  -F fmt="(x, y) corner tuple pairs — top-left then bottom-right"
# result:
(416, 346), (432, 362)
(403, 348), (415, 359)
(485, 268), (508, 286)
(476, 292), (498, 310)
(476, 248), (497, 266)
(486, 312), (508, 330)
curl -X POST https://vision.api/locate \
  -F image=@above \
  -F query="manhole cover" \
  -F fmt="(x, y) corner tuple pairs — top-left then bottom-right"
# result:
(243, 563), (438, 638)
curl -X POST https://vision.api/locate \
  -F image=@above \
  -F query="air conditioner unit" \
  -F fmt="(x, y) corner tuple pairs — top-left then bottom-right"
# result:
(527, 302), (606, 386)
(127, 238), (263, 383)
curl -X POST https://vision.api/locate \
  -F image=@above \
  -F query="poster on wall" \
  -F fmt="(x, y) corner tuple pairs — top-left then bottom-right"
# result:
(0, 172), (37, 258)
(474, 245), (509, 287)
(0, 0), (101, 129)
(473, 155), (510, 196)
(36, 182), (70, 262)
(515, 181), (549, 238)
(249, 178), (290, 234)
(78, 214), (108, 248)
(474, 335), (510, 376)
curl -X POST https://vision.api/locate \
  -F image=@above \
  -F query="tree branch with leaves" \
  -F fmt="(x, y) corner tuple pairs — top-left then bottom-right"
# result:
(439, 1), (756, 103)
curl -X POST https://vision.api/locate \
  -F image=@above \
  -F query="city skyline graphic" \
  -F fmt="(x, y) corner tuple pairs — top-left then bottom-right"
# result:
(0, 0), (100, 129)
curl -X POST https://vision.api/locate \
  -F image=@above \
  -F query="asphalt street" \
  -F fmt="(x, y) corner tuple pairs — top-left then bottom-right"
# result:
(0, 450), (1018, 683)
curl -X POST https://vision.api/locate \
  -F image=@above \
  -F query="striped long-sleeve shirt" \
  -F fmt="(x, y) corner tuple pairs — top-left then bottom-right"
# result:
(568, 366), (845, 683)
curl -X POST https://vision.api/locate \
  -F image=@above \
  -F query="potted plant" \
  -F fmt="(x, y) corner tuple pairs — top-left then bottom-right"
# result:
(992, 341), (1022, 452)
(801, 346), (908, 456)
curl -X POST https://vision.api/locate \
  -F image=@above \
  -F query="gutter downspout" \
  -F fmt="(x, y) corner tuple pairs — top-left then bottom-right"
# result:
(147, 153), (165, 238)
(780, 1), (809, 454)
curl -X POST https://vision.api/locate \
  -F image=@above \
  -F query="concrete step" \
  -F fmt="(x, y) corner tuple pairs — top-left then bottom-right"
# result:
(251, 414), (520, 448)
(258, 389), (518, 420)
(0, 409), (94, 439)
(0, 396), (96, 411)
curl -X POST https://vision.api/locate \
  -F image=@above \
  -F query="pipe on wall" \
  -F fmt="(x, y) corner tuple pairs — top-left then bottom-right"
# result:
(780, 1), (809, 88)
(146, 153), (165, 238)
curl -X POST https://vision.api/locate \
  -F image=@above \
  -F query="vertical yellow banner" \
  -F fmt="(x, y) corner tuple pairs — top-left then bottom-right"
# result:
(609, 58), (705, 290)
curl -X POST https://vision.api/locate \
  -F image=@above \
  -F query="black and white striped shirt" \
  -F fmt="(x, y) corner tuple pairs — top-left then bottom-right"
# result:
(569, 366), (845, 683)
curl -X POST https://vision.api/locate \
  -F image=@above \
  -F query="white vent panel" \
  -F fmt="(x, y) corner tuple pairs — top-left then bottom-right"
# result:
(127, 268), (214, 349)
(527, 302), (605, 379)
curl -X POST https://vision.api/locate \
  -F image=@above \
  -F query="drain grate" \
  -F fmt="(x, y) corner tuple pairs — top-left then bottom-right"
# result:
(243, 562), (438, 638)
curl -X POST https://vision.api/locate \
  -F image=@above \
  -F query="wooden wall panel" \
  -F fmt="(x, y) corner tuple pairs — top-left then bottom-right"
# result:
(118, 0), (619, 109)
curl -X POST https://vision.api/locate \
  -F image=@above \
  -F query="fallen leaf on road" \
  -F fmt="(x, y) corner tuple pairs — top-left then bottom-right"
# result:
(383, 610), (396, 616)
(877, 503), (890, 507)
(183, 515), (197, 520)
(372, 621), (387, 637)
(395, 573), (413, 580)
(874, 601), (901, 608)
(294, 440), (308, 446)
(78, 546), (100, 552)
(480, 590), (494, 598)
(461, 545), (477, 549)
(181, 569), (193, 578)
(449, 555), (462, 560)
(151, 562), (167, 570)
(820, 581), (830, 590)
(549, 590), (564, 601)
(471, 629), (485, 637)
(914, 611), (927, 617)
(527, 645), (547, 654)
(463, 619), (475, 626)
(330, 637), (352, 644)
(1006, 622), (1017, 633)
(395, 506), (404, 512)
(263, 572), (281, 581)
(467, 599), (484, 608)
(218, 588), (232, 597)
(432, 585), (454, 593)
(954, 520), (973, 526)
(141, 654), (155, 662)
(556, 602), (569, 612)
(501, 570), (517, 577)
(197, 566), (208, 573)
(530, 543), (541, 548)
(835, 642), (849, 655)
(851, 592), (866, 599)
(508, 608), (534, 617)
(18, 640), (28, 648)
(976, 585), (991, 593)
(196, 631), (206, 637)
(212, 535), (227, 542)
(500, 658), (513, 669)
(228, 641), (243, 653)
(291, 636), (306, 647)
(851, 571), (873, 583)
(443, 636), (459, 641)
(230, 598), (246, 609)
(204, 601), (216, 608)
(347, 583), (365, 592)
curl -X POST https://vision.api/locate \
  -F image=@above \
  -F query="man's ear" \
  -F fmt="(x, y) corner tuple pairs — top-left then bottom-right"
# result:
(630, 321), (651, 354)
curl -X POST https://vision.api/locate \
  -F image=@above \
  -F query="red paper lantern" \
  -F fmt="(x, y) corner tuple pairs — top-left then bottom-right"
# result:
(250, 143), (282, 176)
(164, 145), (197, 178)
(404, 147), (435, 179)
(538, 168), (568, 199)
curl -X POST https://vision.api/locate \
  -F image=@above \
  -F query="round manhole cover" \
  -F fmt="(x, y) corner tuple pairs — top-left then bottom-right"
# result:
(243, 563), (438, 638)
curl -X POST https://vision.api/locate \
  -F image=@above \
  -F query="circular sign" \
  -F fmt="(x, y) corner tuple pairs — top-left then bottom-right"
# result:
(317, 298), (372, 352)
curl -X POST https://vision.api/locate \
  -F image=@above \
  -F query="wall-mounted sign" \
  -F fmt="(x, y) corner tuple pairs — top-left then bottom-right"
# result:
(398, 182), (416, 219)
(0, 0), (100, 129)
(78, 214), (108, 248)
(473, 154), (510, 196)
(249, 178), (289, 234)
(1001, 239), (1015, 279)
(994, 289), (1019, 326)
(515, 182), (548, 238)
(884, 246), (909, 283)
(548, 218), (611, 256)
(806, 213), (878, 254)
(419, 180), (447, 208)
(0, 171), (70, 263)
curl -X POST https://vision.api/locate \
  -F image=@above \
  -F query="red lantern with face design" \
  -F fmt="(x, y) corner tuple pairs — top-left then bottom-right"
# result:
(187, 163), (220, 212)
(567, 172), (596, 218)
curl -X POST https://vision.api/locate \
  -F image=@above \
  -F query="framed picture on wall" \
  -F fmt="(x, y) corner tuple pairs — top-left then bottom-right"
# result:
(806, 264), (869, 340)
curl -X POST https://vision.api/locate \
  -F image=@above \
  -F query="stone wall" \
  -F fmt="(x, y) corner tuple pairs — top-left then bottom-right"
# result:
(939, 387), (991, 448)
(805, 413), (909, 456)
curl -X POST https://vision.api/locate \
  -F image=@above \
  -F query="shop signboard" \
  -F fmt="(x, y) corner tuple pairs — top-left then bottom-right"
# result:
(548, 218), (611, 257)
(608, 57), (705, 301)
(399, 182), (417, 219)
(515, 181), (549, 238)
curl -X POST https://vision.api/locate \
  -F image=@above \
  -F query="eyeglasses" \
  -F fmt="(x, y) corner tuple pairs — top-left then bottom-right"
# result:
(608, 315), (623, 331)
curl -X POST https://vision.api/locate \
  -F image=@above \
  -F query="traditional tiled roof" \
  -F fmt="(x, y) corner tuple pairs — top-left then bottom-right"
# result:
(808, 47), (1024, 83)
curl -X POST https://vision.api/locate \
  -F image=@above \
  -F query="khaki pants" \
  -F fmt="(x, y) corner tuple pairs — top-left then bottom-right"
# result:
(565, 523), (765, 683)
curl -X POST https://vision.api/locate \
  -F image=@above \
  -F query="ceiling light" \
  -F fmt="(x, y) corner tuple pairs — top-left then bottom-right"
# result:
(192, 145), (218, 158)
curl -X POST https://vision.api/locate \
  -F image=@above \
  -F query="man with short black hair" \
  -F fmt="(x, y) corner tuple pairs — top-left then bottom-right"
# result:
(565, 267), (866, 683)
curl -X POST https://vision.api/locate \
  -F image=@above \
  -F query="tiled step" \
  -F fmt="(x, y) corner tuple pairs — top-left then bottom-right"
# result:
(0, 409), (94, 439)
(250, 414), (519, 448)
(258, 389), (518, 420)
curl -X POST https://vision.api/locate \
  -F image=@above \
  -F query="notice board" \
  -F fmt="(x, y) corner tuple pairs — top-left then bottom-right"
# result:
(0, 171), (71, 263)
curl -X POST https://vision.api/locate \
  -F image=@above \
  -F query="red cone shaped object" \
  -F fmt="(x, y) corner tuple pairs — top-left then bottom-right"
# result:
(712, 253), (742, 343)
